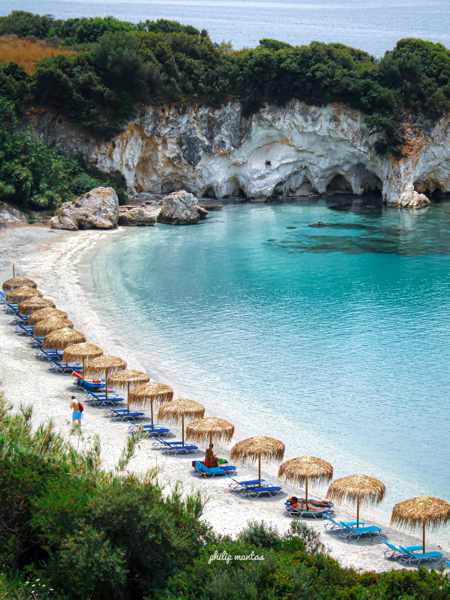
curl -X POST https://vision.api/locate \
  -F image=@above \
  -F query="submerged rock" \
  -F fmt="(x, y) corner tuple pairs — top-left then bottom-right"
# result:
(50, 187), (119, 230)
(118, 204), (159, 226)
(0, 202), (27, 227)
(158, 190), (208, 224)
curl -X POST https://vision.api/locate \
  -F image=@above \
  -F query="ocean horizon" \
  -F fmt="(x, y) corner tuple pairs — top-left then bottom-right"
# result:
(2, 0), (450, 55)
(87, 199), (450, 546)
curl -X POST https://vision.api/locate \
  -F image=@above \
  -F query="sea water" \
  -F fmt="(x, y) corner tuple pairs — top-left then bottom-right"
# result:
(2, 0), (450, 56)
(89, 199), (450, 544)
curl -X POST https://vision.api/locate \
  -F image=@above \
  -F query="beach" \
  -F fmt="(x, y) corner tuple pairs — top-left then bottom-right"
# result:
(0, 223), (447, 573)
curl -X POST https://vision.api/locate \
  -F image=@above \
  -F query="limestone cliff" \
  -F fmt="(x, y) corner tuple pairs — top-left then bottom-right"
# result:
(33, 100), (450, 208)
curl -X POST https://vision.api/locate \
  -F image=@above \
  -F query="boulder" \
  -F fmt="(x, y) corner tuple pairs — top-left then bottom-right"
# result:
(0, 202), (28, 227)
(50, 187), (119, 230)
(395, 186), (431, 209)
(119, 204), (159, 226)
(158, 190), (208, 225)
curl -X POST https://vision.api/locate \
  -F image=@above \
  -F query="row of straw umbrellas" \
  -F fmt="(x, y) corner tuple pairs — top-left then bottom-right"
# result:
(3, 275), (450, 553)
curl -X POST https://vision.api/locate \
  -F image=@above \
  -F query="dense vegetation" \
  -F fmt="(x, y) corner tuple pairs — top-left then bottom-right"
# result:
(0, 11), (448, 211)
(0, 395), (449, 600)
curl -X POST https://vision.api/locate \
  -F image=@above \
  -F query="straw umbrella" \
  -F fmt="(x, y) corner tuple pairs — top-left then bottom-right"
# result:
(85, 355), (127, 400)
(2, 276), (37, 291)
(108, 370), (150, 409)
(327, 474), (385, 527)
(6, 286), (41, 304)
(19, 297), (55, 314)
(63, 343), (103, 377)
(391, 496), (450, 553)
(279, 456), (333, 509)
(43, 328), (85, 350)
(230, 436), (285, 484)
(28, 308), (68, 325)
(158, 399), (205, 445)
(34, 317), (73, 337)
(128, 383), (173, 425)
(186, 417), (234, 449)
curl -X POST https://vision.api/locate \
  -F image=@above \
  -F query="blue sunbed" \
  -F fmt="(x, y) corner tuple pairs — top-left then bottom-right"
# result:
(76, 378), (106, 391)
(399, 547), (443, 565)
(152, 439), (198, 454)
(50, 360), (82, 373)
(230, 478), (281, 497)
(383, 541), (424, 560)
(344, 525), (383, 540)
(193, 461), (237, 477)
(111, 408), (146, 420)
(129, 423), (172, 437)
(325, 516), (366, 531)
(230, 479), (268, 492)
(285, 504), (333, 519)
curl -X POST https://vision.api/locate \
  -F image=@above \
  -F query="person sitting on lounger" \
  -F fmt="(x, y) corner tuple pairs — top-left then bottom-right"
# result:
(203, 444), (219, 468)
(288, 496), (300, 509)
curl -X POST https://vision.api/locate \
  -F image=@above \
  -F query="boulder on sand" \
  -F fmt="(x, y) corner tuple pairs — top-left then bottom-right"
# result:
(0, 202), (27, 227)
(158, 190), (208, 224)
(50, 187), (119, 230)
(118, 204), (160, 226)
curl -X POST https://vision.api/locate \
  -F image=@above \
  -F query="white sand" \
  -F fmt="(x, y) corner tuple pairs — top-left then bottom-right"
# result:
(0, 224), (447, 573)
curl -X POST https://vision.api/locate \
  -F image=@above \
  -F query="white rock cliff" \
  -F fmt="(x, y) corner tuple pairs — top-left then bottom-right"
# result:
(35, 100), (450, 208)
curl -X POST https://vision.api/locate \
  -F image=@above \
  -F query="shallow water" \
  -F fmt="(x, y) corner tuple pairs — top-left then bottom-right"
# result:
(2, 0), (450, 55)
(89, 199), (450, 543)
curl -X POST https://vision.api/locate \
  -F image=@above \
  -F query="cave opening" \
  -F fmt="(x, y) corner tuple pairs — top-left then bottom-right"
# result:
(326, 174), (353, 194)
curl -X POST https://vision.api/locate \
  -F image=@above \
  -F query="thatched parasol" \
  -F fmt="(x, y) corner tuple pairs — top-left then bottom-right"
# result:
(63, 342), (103, 376)
(128, 383), (173, 425)
(34, 317), (73, 337)
(43, 328), (85, 350)
(6, 286), (41, 303)
(230, 436), (285, 484)
(186, 417), (234, 449)
(28, 308), (68, 325)
(158, 399), (205, 445)
(85, 355), (127, 400)
(108, 369), (150, 409)
(327, 474), (385, 527)
(19, 297), (55, 314)
(279, 456), (333, 508)
(391, 496), (450, 553)
(2, 276), (37, 291)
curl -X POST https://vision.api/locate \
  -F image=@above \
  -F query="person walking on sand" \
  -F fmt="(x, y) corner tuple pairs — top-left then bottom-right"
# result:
(70, 396), (84, 427)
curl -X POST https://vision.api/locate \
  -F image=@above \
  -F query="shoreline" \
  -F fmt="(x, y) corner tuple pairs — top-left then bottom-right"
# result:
(0, 223), (448, 572)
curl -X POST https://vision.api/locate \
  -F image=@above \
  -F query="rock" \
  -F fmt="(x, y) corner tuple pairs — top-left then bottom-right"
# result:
(50, 187), (119, 230)
(394, 186), (431, 209)
(118, 204), (159, 226)
(0, 202), (28, 227)
(34, 100), (450, 210)
(158, 190), (208, 224)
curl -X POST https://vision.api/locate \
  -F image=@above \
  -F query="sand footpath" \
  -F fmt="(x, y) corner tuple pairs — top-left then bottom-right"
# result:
(0, 224), (447, 573)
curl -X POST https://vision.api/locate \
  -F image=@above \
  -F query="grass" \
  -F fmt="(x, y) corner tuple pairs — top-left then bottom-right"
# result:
(0, 35), (76, 74)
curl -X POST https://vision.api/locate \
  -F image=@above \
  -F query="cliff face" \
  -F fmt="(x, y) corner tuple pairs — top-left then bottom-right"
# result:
(34, 100), (450, 207)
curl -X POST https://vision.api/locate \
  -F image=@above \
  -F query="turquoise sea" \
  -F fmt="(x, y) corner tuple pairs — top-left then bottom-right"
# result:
(90, 199), (450, 544)
(2, 0), (450, 56)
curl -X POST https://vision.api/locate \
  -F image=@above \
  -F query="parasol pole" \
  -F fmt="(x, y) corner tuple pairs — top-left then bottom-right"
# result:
(422, 522), (426, 553)
(181, 414), (185, 446)
(105, 368), (109, 401)
(305, 477), (309, 509)
(150, 398), (154, 426)
(258, 455), (261, 485)
(356, 497), (360, 527)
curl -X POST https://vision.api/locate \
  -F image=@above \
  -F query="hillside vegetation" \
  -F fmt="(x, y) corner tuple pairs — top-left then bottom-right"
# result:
(0, 395), (449, 599)
(0, 35), (76, 74)
(0, 11), (448, 213)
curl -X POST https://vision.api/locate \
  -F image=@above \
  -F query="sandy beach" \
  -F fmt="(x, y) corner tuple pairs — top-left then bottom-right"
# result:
(0, 224), (447, 573)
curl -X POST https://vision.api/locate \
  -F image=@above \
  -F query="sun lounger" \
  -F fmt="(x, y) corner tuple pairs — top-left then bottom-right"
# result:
(50, 360), (83, 373)
(152, 439), (199, 454)
(344, 525), (383, 540)
(285, 504), (333, 519)
(73, 372), (106, 391)
(383, 541), (423, 560)
(399, 547), (443, 565)
(245, 485), (282, 497)
(193, 461), (237, 477)
(229, 479), (268, 492)
(111, 408), (146, 420)
(128, 423), (172, 437)
(325, 516), (366, 531)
